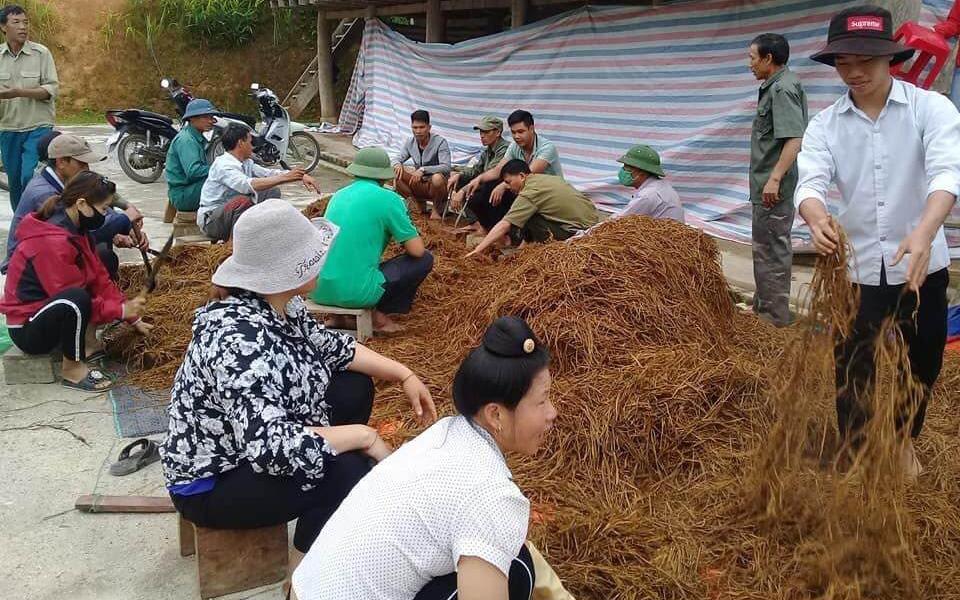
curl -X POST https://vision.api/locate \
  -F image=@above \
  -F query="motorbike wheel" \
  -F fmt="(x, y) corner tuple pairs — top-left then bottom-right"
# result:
(118, 133), (165, 184)
(285, 131), (322, 173)
(0, 153), (8, 192)
(206, 137), (225, 164)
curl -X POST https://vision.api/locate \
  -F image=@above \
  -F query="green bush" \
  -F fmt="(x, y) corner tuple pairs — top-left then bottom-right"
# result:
(161, 0), (266, 48)
(1, 0), (58, 46)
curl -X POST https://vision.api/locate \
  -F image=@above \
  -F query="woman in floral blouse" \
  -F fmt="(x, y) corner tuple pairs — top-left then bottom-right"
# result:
(159, 200), (436, 556)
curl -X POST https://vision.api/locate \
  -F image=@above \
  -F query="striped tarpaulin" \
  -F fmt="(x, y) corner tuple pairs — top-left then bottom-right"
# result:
(332, 0), (951, 245)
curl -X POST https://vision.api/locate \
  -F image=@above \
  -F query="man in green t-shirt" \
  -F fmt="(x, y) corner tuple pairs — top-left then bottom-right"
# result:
(466, 159), (598, 257)
(312, 147), (434, 333)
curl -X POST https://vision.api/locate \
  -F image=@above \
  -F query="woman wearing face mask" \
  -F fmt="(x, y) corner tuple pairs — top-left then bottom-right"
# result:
(293, 316), (575, 600)
(0, 171), (152, 391)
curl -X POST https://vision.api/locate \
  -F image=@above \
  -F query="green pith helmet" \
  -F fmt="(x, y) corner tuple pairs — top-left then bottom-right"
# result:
(347, 147), (396, 181)
(617, 144), (665, 178)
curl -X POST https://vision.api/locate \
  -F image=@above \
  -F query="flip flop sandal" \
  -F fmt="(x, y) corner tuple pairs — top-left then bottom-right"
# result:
(109, 438), (161, 476)
(62, 369), (114, 392)
(85, 350), (107, 363)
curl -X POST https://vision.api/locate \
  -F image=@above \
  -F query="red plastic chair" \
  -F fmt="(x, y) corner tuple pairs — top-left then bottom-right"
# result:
(890, 0), (960, 90)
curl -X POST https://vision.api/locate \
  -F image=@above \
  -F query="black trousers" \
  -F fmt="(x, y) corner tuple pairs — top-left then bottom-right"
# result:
(414, 544), (536, 600)
(171, 371), (375, 552)
(835, 267), (949, 442)
(8, 288), (92, 361)
(377, 251), (435, 314)
(466, 180), (517, 231)
(96, 243), (120, 281)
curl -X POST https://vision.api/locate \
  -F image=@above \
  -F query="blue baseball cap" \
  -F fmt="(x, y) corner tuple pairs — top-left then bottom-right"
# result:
(183, 99), (218, 120)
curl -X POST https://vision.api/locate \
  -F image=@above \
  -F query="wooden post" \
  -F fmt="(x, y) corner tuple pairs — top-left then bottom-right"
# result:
(426, 0), (445, 43)
(317, 10), (337, 120)
(511, 0), (527, 29)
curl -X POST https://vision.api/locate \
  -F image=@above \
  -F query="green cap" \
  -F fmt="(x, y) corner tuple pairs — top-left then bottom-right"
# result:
(347, 147), (396, 181)
(473, 115), (504, 132)
(617, 144), (665, 178)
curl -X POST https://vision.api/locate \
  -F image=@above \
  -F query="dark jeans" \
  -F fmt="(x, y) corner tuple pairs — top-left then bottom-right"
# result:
(94, 209), (134, 281)
(171, 371), (375, 552)
(467, 180), (516, 231)
(414, 544), (536, 599)
(377, 251), (435, 314)
(835, 267), (949, 442)
(8, 288), (92, 361)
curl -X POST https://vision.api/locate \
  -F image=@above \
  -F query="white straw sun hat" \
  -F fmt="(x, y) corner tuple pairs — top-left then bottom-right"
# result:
(212, 200), (339, 294)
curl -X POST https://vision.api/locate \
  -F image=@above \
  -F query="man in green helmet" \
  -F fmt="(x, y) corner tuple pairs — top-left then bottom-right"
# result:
(615, 144), (684, 223)
(312, 147), (434, 334)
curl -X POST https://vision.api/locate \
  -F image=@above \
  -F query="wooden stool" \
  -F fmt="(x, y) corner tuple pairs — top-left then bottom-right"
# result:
(178, 515), (288, 599)
(171, 211), (215, 246)
(303, 300), (373, 343)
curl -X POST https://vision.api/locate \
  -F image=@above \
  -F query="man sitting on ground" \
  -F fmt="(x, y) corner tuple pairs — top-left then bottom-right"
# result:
(447, 115), (509, 226)
(2, 133), (147, 279)
(198, 123), (317, 241)
(393, 109), (451, 220)
(616, 144), (684, 223)
(165, 98), (216, 214)
(466, 159), (598, 257)
(312, 147), (434, 334)
(461, 110), (564, 235)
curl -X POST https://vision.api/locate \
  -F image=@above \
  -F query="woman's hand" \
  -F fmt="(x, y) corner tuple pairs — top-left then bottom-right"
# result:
(401, 373), (437, 424)
(132, 320), (154, 336)
(124, 296), (147, 319)
(308, 424), (393, 462)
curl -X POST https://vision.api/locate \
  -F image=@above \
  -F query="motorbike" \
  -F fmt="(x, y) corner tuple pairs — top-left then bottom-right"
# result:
(206, 83), (321, 173)
(104, 106), (179, 184)
(105, 78), (321, 184)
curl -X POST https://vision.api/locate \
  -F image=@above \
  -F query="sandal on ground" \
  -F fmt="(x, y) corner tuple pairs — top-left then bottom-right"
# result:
(62, 369), (114, 392)
(85, 350), (107, 363)
(109, 438), (161, 476)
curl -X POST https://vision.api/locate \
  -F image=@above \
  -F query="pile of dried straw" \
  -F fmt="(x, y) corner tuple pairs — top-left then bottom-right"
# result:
(113, 209), (960, 599)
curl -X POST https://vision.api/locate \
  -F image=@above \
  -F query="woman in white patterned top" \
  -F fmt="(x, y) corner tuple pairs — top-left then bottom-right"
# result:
(293, 316), (570, 600)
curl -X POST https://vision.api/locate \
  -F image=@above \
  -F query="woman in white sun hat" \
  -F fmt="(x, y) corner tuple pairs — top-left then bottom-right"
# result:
(159, 199), (437, 562)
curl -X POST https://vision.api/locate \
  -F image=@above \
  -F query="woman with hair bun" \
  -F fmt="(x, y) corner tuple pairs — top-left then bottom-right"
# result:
(292, 316), (576, 600)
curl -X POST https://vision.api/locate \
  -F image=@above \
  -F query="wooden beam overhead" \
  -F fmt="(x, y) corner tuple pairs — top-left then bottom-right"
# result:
(270, 0), (643, 17)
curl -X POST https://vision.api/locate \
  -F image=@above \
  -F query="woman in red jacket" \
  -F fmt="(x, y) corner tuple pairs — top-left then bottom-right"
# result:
(0, 171), (152, 391)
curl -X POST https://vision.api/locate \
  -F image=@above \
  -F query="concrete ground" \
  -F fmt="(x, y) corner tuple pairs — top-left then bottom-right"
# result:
(0, 127), (954, 599)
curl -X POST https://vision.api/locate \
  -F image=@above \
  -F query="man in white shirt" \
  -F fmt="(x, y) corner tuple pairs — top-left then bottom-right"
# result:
(797, 6), (960, 478)
(198, 123), (317, 241)
(615, 144), (684, 223)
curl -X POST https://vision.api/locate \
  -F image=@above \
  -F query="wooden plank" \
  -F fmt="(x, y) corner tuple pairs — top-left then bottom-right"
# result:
(75, 495), (175, 513)
(511, 0), (527, 27)
(303, 300), (368, 316)
(426, 0), (445, 42)
(317, 11), (338, 119)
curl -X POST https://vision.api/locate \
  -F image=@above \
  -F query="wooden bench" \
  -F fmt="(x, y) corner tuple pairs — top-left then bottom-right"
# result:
(303, 300), (373, 343)
(178, 515), (288, 599)
(3, 346), (60, 385)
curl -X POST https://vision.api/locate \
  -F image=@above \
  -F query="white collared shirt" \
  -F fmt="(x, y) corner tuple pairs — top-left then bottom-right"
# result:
(292, 416), (530, 600)
(796, 79), (960, 285)
(197, 152), (283, 224)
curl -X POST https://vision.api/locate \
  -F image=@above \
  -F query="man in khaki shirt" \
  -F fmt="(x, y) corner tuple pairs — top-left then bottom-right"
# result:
(0, 5), (58, 210)
(467, 159), (598, 257)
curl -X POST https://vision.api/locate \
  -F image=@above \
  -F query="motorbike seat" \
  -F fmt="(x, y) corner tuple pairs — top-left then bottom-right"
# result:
(216, 111), (257, 128)
(121, 109), (175, 124)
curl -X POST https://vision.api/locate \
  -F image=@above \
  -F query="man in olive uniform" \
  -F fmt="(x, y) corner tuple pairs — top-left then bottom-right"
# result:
(748, 33), (808, 326)
(0, 4), (58, 210)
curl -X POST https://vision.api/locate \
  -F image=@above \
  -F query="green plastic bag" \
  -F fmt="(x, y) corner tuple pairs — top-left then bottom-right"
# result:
(0, 316), (12, 355)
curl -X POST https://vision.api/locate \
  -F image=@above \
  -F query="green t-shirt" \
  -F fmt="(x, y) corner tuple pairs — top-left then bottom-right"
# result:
(311, 179), (419, 308)
(504, 174), (599, 231)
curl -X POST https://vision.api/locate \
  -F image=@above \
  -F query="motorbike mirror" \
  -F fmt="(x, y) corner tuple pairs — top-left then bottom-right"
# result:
(250, 83), (260, 91)
(160, 78), (170, 89)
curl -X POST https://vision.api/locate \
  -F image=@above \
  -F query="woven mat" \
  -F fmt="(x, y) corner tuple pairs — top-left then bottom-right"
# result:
(109, 383), (170, 438)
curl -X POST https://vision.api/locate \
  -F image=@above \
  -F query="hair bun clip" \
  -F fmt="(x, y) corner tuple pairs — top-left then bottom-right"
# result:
(522, 339), (535, 354)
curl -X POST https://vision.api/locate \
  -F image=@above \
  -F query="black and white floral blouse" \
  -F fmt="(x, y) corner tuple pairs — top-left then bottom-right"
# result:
(160, 291), (356, 489)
